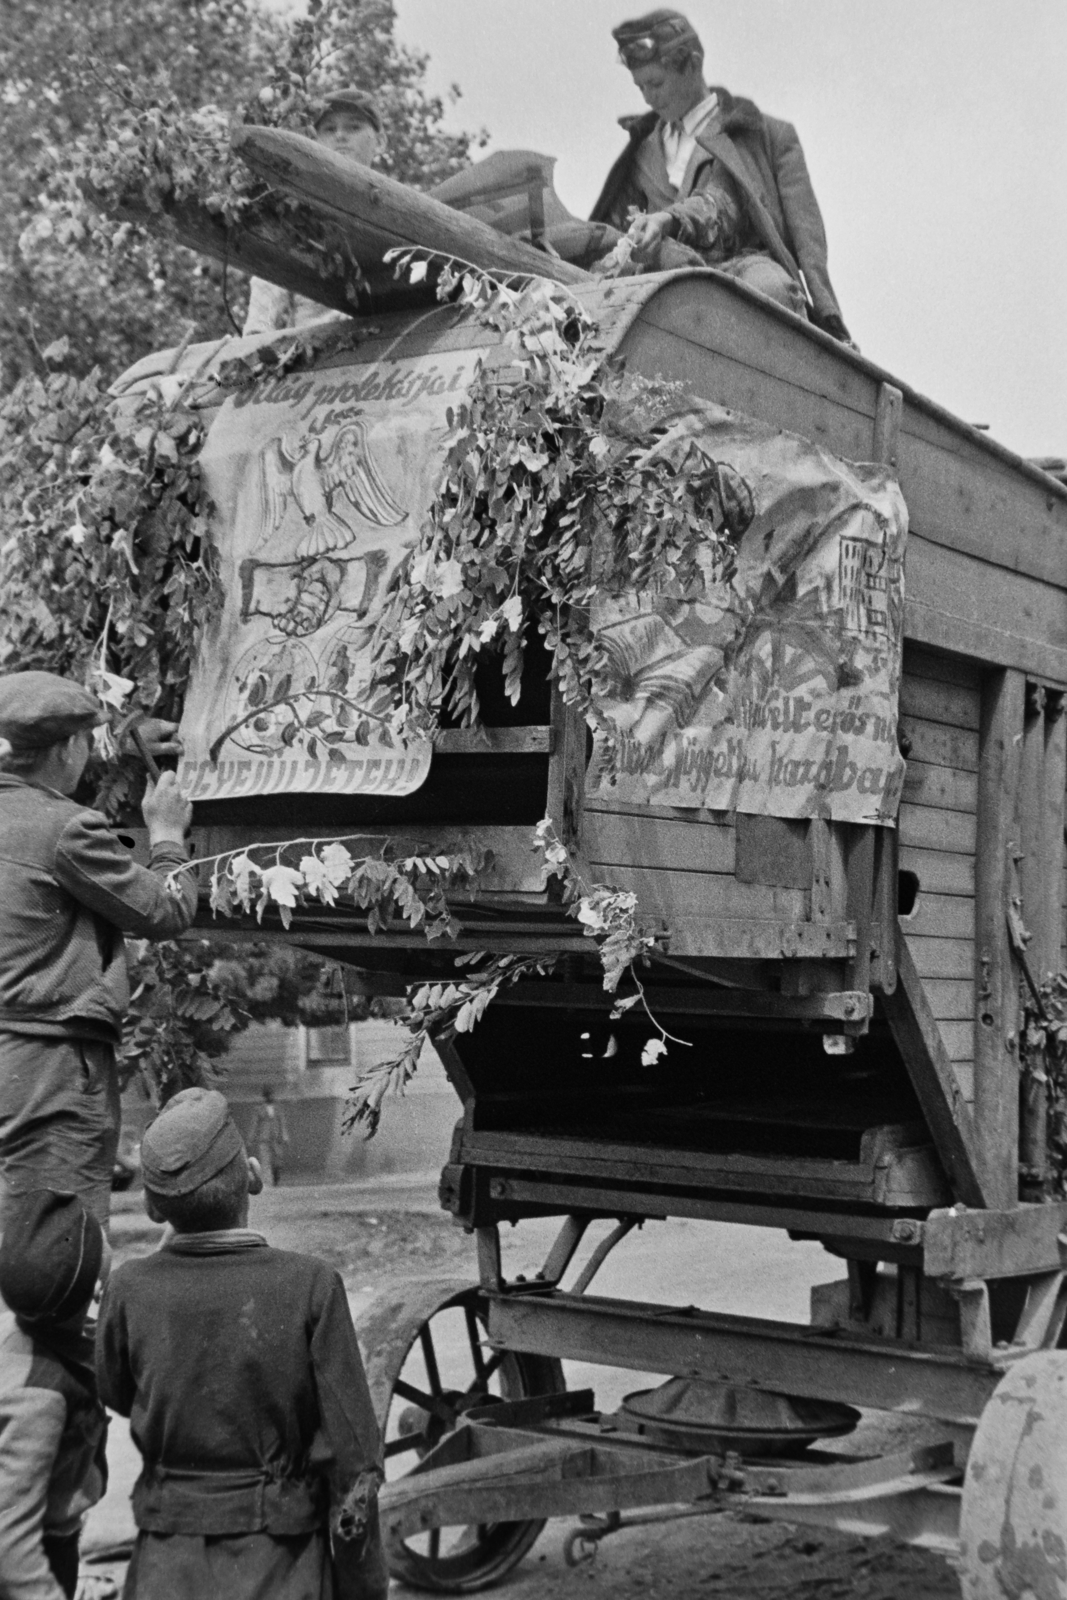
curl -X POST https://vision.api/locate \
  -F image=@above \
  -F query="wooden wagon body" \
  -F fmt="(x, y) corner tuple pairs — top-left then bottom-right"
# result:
(134, 265), (1067, 1584)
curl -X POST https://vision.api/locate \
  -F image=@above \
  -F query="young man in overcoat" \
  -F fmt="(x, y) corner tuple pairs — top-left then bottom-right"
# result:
(591, 8), (850, 341)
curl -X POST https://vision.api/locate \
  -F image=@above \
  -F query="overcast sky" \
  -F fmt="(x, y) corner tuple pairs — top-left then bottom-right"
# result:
(277, 1), (1067, 459)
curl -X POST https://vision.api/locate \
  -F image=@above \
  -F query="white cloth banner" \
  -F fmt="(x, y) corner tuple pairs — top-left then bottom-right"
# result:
(178, 348), (479, 801)
(586, 399), (908, 825)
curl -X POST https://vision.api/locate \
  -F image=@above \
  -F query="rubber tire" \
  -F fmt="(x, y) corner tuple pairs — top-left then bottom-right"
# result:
(959, 1350), (1067, 1600)
(361, 1283), (565, 1594)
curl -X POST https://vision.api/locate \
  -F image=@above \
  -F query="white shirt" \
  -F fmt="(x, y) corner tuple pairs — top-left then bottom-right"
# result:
(660, 92), (720, 191)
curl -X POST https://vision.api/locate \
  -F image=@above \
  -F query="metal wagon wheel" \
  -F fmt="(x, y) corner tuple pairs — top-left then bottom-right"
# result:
(356, 1278), (566, 1593)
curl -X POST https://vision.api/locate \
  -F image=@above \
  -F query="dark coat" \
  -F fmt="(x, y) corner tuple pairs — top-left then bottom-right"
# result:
(0, 775), (196, 1042)
(591, 89), (849, 341)
(97, 1234), (387, 1600)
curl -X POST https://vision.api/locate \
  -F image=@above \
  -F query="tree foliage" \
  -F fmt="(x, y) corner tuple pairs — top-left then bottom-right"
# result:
(123, 935), (382, 1101)
(3, 0), (481, 386)
(1, 0), (485, 1103)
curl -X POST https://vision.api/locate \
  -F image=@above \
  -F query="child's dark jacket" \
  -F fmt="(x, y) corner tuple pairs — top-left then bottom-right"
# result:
(96, 1233), (384, 1599)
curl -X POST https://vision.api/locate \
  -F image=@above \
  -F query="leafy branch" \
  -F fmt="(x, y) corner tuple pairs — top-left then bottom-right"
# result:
(368, 259), (738, 755)
(208, 687), (394, 765)
(344, 816), (685, 1135)
(0, 347), (221, 817)
(169, 832), (493, 937)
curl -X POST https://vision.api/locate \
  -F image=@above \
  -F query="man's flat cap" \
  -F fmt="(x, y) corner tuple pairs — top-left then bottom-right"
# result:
(613, 9), (702, 65)
(0, 1191), (104, 1325)
(316, 89), (384, 134)
(141, 1087), (246, 1197)
(0, 671), (105, 750)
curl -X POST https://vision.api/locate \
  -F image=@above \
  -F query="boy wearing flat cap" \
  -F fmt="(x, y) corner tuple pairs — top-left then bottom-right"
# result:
(0, 670), (196, 1227)
(591, 8), (850, 341)
(0, 1191), (110, 1600)
(243, 89), (387, 336)
(97, 1088), (387, 1600)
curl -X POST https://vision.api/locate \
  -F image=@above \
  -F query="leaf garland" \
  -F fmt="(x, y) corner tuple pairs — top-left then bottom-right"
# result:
(172, 833), (493, 938)
(0, 346), (220, 815)
(344, 818), (684, 1136)
(369, 261), (737, 748)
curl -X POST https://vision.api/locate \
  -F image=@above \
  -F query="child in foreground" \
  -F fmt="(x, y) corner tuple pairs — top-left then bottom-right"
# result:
(0, 1190), (110, 1600)
(96, 1088), (387, 1600)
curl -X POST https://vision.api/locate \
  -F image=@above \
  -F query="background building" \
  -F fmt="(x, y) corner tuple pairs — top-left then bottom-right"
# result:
(122, 1021), (458, 1182)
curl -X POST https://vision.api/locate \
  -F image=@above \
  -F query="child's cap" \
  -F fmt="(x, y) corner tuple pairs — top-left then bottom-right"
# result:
(0, 1191), (104, 1324)
(141, 1088), (245, 1196)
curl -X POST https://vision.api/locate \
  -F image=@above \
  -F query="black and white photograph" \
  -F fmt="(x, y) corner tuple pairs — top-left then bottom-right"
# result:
(1, 2), (1065, 1596)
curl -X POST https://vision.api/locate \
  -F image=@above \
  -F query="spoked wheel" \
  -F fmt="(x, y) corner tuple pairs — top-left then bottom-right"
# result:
(356, 1279), (566, 1593)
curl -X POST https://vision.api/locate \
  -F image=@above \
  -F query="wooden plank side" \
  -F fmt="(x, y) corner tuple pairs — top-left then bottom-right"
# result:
(938, 1020), (976, 1062)
(923, 980), (976, 1020)
(896, 408), (1067, 593)
(899, 676), (981, 731)
(901, 646), (983, 691)
(905, 538), (1067, 684)
(904, 935), (974, 981)
(974, 668), (1026, 1210)
(881, 939), (987, 1207)
(585, 812), (735, 874)
(899, 719), (979, 774)
(953, 1065), (975, 1104)
(900, 760), (977, 814)
(1039, 699), (1067, 972)
(630, 282), (1067, 594)
(585, 800), (732, 824)
(906, 598), (1067, 687)
(899, 845), (974, 897)
(620, 317), (874, 465)
(589, 864), (808, 922)
(903, 893), (975, 940)
(899, 806), (977, 854)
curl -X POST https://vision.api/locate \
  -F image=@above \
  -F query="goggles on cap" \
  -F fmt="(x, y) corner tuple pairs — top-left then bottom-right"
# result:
(617, 17), (695, 67)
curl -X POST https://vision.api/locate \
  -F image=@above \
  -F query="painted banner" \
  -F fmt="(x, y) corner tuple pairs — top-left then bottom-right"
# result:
(586, 400), (907, 825)
(178, 348), (479, 801)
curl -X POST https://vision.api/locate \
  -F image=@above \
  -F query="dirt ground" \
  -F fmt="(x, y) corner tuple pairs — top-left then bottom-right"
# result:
(85, 1182), (962, 1599)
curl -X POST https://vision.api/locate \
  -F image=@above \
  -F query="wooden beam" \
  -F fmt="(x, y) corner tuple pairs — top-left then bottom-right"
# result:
(545, 688), (587, 851)
(233, 125), (588, 288)
(1018, 683), (1049, 1200)
(924, 1201), (1067, 1281)
(974, 668), (1025, 1209)
(881, 939), (987, 1207)
(434, 726), (552, 755)
(873, 381), (903, 472)
(1040, 692), (1067, 973)
(92, 189), (376, 316)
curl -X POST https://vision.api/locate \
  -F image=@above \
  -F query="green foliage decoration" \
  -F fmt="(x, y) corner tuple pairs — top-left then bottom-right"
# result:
(345, 819), (685, 1136)
(5, 0), (482, 385)
(122, 935), (383, 1103)
(0, 340), (220, 816)
(1021, 974), (1067, 1197)
(369, 261), (736, 750)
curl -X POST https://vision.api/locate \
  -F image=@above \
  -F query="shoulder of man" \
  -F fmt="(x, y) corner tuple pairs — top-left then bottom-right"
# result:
(709, 88), (770, 139)
(618, 110), (660, 141)
(0, 776), (82, 845)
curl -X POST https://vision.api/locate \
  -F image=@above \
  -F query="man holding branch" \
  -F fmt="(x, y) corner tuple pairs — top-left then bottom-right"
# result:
(0, 671), (196, 1227)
